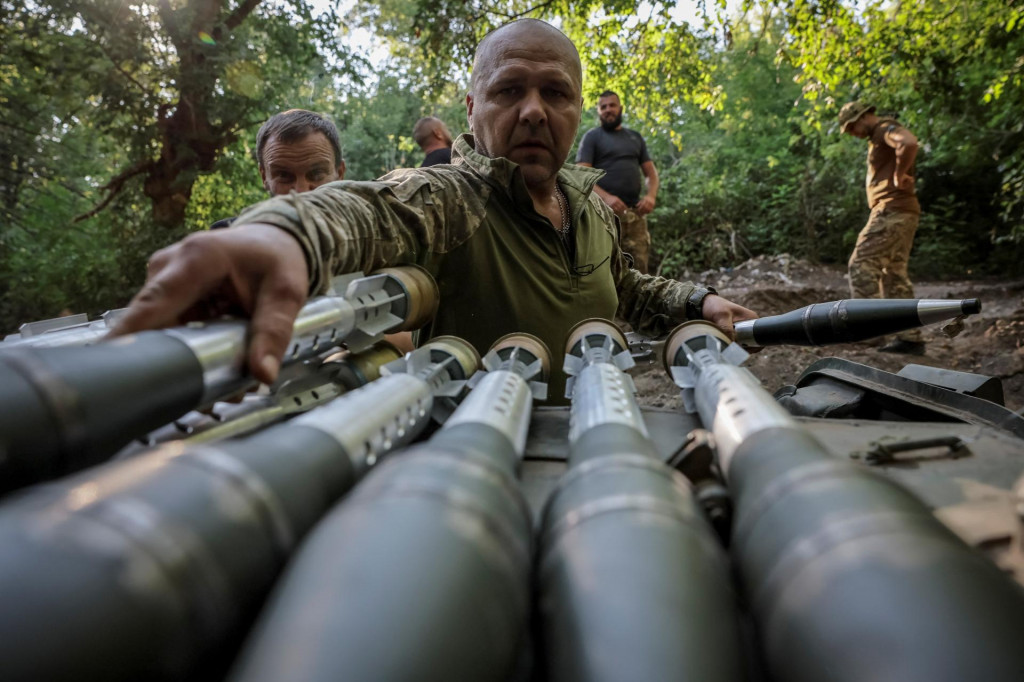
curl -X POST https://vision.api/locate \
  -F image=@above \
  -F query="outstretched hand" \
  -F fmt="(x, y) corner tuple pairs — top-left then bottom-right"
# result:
(109, 224), (309, 384)
(700, 294), (759, 342)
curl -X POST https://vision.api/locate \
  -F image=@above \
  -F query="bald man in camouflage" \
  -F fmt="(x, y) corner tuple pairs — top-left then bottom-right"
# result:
(839, 101), (925, 355)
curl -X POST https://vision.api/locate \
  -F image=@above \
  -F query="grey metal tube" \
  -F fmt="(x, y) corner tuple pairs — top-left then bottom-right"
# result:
(228, 338), (546, 682)
(0, 425), (352, 682)
(665, 321), (1024, 682)
(164, 266), (434, 404)
(228, 430), (533, 682)
(0, 340), (476, 682)
(729, 427), (1024, 682)
(538, 320), (746, 682)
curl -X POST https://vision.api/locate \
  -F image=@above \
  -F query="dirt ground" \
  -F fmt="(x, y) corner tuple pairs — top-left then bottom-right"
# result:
(631, 254), (1024, 414)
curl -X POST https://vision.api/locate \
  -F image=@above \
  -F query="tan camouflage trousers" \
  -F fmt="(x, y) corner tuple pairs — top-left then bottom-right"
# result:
(619, 209), (651, 274)
(849, 206), (922, 342)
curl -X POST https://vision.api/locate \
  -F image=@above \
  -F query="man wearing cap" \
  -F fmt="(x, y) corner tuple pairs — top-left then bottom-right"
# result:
(839, 101), (925, 355)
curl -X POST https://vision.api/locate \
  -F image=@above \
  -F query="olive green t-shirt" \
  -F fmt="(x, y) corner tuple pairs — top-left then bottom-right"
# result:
(237, 135), (700, 402)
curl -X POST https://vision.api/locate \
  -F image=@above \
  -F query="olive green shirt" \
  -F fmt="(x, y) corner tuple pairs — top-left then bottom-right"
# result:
(237, 134), (699, 401)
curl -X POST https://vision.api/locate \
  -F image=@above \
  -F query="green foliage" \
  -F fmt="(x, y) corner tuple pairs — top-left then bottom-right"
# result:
(637, 16), (863, 277)
(4, 0), (1022, 333)
(335, 72), (466, 180)
(1, 0), (362, 329)
(773, 0), (1024, 238)
(184, 127), (267, 229)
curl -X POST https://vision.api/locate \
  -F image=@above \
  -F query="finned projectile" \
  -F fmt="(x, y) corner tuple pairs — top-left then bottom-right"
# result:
(229, 334), (549, 682)
(0, 336), (479, 682)
(664, 320), (1024, 682)
(537, 319), (745, 682)
(0, 266), (438, 493)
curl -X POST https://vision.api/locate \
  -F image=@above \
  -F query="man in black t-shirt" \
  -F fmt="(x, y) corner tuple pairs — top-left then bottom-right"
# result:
(576, 91), (660, 273)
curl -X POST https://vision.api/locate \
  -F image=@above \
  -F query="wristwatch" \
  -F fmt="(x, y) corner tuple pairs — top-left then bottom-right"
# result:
(685, 285), (718, 320)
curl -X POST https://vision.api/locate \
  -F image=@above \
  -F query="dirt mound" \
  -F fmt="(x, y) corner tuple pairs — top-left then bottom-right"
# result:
(632, 255), (1024, 414)
(694, 253), (850, 315)
(698, 253), (841, 291)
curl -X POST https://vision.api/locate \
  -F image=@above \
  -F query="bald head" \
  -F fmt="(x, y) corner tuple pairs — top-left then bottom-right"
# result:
(470, 19), (582, 94)
(465, 19), (583, 189)
(413, 116), (453, 149)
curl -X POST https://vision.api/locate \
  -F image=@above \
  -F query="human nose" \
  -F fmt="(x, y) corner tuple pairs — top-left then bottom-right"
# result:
(295, 178), (312, 193)
(519, 88), (547, 127)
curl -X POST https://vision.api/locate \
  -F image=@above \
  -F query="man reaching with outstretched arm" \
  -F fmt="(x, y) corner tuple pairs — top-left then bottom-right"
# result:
(111, 19), (755, 401)
(576, 90), (659, 274)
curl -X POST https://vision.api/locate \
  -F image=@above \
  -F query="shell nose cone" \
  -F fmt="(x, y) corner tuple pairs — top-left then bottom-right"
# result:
(962, 298), (981, 315)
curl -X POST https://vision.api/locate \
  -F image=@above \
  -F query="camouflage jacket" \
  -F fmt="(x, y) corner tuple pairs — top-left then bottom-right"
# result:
(237, 134), (698, 399)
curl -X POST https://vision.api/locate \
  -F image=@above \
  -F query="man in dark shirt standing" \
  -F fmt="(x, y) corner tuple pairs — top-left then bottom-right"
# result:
(576, 90), (660, 273)
(839, 101), (924, 355)
(413, 116), (454, 167)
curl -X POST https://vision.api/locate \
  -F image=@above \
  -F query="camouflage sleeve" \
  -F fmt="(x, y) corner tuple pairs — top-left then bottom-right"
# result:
(233, 168), (489, 295)
(591, 195), (698, 336)
(615, 266), (698, 337)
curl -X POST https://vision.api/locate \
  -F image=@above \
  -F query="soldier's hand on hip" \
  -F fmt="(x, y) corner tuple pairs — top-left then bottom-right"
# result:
(635, 196), (656, 216)
(893, 173), (915, 190)
(109, 224), (309, 385)
(700, 295), (759, 341)
(602, 194), (628, 215)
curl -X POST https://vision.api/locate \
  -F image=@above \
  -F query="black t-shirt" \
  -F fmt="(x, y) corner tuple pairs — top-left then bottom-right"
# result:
(576, 127), (651, 207)
(421, 147), (452, 167)
(210, 216), (236, 230)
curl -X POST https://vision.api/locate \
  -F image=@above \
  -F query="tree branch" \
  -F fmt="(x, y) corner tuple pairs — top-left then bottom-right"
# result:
(73, 159), (153, 223)
(484, 1), (554, 21)
(225, 0), (262, 30)
(157, 0), (187, 52)
(95, 40), (150, 94)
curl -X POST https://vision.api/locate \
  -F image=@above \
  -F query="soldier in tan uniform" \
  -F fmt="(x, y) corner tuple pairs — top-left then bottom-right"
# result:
(839, 101), (925, 354)
(111, 20), (756, 400)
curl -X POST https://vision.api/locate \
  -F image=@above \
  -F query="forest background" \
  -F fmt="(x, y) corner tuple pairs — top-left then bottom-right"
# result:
(2, 0), (1022, 332)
